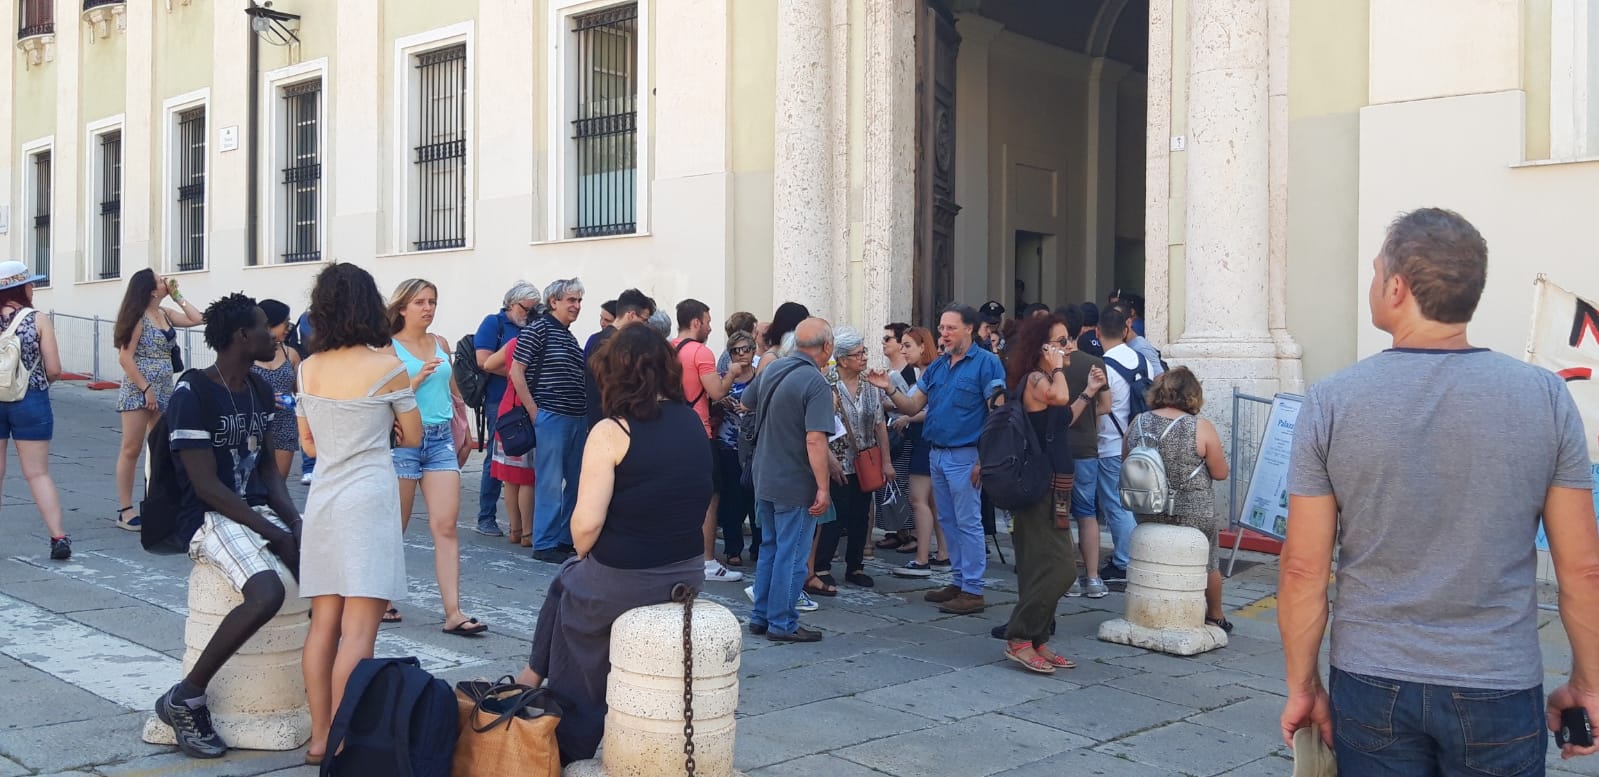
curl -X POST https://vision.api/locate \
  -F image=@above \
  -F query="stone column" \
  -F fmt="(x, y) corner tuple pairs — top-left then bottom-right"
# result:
(1267, 0), (1304, 392)
(1164, 0), (1278, 397)
(862, 0), (918, 334)
(772, 0), (835, 320)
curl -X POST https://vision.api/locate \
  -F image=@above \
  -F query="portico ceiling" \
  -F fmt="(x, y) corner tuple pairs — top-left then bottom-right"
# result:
(953, 0), (1149, 71)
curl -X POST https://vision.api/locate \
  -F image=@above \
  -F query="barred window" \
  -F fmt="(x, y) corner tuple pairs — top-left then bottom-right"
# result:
(413, 44), (467, 251)
(97, 131), (122, 279)
(19, 0), (52, 37)
(281, 80), (321, 263)
(175, 107), (206, 271)
(571, 4), (638, 238)
(30, 151), (50, 285)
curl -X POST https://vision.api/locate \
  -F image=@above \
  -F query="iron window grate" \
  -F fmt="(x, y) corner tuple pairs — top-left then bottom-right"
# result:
(98, 131), (121, 279)
(570, 3), (638, 238)
(175, 107), (206, 272)
(31, 151), (50, 286)
(19, 0), (52, 36)
(413, 44), (467, 252)
(281, 79), (321, 263)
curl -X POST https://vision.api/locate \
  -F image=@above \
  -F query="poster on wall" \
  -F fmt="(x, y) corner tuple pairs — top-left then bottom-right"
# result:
(1526, 276), (1599, 551)
(1236, 394), (1304, 541)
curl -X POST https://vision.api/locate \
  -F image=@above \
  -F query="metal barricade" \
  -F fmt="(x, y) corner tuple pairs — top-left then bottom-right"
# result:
(1224, 389), (1275, 576)
(46, 310), (213, 382)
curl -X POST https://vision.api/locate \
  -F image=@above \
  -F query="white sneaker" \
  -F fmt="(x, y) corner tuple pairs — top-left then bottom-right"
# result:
(743, 585), (755, 603)
(796, 591), (819, 612)
(300, 472), (313, 485)
(704, 560), (744, 583)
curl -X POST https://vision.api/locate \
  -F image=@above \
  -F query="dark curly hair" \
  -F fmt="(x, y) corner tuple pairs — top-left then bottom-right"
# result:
(1004, 314), (1065, 393)
(203, 293), (261, 352)
(308, 263), (391, 351)
(593, 325), (684, 422)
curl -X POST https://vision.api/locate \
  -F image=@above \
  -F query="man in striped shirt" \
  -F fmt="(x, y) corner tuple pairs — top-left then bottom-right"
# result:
(510, 278), (590, 563)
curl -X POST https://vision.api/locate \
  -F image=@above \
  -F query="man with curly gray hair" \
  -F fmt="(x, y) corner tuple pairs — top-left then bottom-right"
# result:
(510, 278), (590, 563)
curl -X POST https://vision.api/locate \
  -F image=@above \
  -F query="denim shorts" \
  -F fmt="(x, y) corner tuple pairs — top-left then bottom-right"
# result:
(0, 387), (53, 441)
(391, 421), (458, 480)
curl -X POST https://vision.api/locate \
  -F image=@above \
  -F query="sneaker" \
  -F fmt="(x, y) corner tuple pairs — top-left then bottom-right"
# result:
(1099, 562), (1128, 582)
(1066, 577), (1084, 597)
(704, 560), (744, 583)
(49, 536), (71, 561)
(923, 584), (961, 603)
(796, 591), (819, 613)
(937, 592), (986, 615)
(473, 521), (504, 537)
(1083, 577), (1109, 599)
(929, 556), (952, 569)
(156, 685), (227, 759)
(892, 561), (932, 578)
(300, 472), (313, 485)
(743, 585), (755, 603)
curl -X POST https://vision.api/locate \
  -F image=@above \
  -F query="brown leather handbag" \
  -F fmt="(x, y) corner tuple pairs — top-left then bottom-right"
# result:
(837, 384), (885, 493)
(452, 678), (563, 777)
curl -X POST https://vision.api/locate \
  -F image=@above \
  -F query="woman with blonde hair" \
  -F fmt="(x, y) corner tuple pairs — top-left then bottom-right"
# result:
(386, 278), (486, 635)
(1124, 366), (1231, 631)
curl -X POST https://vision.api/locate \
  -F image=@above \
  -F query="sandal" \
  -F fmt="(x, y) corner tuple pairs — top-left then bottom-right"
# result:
(895, 539), (919, 555)
(443, 617), (488, 636)
(507, 529), (521, 545)
(116, 506), (141, 532)
(381, 608), (403, 624)
(845, 570), (874, 588)
(1033, 644), (1077, 669)
(726, 555), (744, 568)
(874, 536), (904, 550)
(803, 574), (838, 597)
(1004, 640), (1055, 674)
(1205, 615), (1234, 633)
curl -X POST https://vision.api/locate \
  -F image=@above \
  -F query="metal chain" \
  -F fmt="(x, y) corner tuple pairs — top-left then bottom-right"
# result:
(672, 583), (698, 777)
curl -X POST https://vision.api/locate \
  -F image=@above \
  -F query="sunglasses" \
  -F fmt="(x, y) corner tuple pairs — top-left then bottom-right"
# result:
(1051, 337), (1072, 348)
(730, 346), (754, 354)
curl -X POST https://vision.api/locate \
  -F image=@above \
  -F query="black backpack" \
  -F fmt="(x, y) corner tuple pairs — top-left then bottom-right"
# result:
(322, 657), (458, 777)
(1105, 352), (1155, 433)
(454, 334), (489, 412)
(977, 387), (1053, 511)
(140, 368), (270, 555)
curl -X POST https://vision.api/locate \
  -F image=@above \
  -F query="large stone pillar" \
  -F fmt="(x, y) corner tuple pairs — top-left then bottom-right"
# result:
(772, 0), (836, 320)
(1267, 0), (1304, 392)
(862, 0), (918, 335)
(1163, 0), (1278, 398)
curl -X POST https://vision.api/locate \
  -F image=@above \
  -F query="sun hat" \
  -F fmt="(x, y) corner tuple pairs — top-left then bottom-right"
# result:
(0, 261), (45, 291)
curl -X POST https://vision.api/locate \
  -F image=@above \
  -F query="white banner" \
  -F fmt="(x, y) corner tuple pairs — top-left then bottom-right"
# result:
(1526, 277), (1599, 551)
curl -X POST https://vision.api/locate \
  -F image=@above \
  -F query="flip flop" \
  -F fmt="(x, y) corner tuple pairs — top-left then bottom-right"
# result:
(443, 618), (488, 636)
(381, 608), (402, 623)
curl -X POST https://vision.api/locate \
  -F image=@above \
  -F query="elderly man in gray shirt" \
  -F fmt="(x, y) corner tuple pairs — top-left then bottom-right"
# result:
(743, 318), (836, 643)
(1279, 208), (1599, 771)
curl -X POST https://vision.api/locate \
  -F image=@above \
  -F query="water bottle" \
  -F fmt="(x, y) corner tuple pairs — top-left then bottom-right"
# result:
(276, 392), (296, 412)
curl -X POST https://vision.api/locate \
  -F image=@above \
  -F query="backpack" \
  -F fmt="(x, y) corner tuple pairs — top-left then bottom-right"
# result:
(1104, 351), (1154, 434)
(737, 360), (806, 489)
(1119, 414), (1204, 515)
(0, 308), (37, 402)
(322, 657), (458, 777)
(454, 334), (489, 412)
(977, 387), (1053, 511)
(141, 369), (272, 555)
(676, 338), (706, 407)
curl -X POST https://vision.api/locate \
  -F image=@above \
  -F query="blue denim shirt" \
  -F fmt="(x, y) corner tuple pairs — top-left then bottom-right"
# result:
(473, 311), (524, 407)
(915, 346), (1004, 448)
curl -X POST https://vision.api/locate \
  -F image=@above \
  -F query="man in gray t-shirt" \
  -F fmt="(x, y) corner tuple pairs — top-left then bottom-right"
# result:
(1279, 208), (1599, 770)
(743, 318), (835, 643)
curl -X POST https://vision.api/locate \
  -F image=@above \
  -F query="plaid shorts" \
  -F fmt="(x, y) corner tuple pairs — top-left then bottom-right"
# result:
(188, 507), (293, 591)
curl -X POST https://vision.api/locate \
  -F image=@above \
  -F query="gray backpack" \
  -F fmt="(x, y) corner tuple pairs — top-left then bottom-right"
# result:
(1119, 414), (1203, 515)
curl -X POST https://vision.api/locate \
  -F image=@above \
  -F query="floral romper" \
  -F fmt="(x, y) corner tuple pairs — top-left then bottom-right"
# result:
(117, 315), (176, 412)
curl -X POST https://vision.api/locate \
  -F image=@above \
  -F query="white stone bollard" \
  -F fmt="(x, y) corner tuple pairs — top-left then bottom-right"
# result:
(1097, 522), (1228, 656)
(565, 600), (747, 777)
(143, 562), (311, 750)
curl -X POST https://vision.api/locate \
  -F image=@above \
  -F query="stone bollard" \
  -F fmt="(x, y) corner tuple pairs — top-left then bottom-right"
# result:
(1097, 522), (1228, 656)
(142, 562), (311, 750)
(565, 599), (746, 777)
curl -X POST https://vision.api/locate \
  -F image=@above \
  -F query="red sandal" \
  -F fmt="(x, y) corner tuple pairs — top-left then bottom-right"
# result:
(1004, 640), (1055, 674)
(1034, 644), (1077, 669)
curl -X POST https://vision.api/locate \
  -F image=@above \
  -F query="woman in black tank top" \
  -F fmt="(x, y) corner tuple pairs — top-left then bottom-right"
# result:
(517, 326), (712, 762)
(999, 316), (1106, 675)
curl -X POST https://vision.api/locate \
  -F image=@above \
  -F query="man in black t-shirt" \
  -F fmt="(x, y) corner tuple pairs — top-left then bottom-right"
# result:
(583, 288), (655, 429)
(156, 294), (303, 761)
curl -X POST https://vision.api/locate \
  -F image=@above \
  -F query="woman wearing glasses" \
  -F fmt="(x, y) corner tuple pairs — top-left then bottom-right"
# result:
(714, 330), (759, 566)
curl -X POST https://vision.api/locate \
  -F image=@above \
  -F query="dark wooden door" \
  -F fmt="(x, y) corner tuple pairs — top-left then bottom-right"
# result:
(915, 0), (960, 326)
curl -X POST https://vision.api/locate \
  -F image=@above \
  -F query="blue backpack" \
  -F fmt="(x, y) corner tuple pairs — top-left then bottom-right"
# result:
(322, 657), (458, 777)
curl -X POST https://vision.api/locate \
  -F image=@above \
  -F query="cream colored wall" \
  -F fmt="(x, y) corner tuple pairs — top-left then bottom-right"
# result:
(1368, 0), (1521, 106)
(1284, 0), (1367, 384)
(728, 0), (777, 320)
(80, 29), (127, 123)
(1357, 90), (1599, 361)
(1524, 0), (1553, 160)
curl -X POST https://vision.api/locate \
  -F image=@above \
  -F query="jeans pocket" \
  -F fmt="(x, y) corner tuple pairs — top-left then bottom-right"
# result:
(1454, 686), (1545, 777)
(1332, 670), (1402, 753)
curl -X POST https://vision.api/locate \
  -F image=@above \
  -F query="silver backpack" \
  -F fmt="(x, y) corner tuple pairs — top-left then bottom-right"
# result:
(1119, 414), (1203, 515)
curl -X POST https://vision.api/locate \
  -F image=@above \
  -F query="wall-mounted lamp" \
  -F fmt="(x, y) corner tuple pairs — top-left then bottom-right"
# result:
(245, 1), (300, 46)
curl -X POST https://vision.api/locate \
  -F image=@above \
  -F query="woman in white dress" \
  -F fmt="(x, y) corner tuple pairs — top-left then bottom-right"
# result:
(297, 264), (422, 765)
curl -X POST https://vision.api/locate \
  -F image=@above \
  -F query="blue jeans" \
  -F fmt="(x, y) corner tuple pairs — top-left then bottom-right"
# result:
(1330, 667), (1546, 776)
(0, 387), (53, 440)
(532, 410), (587, 551)
(930, 446), (986, 595)
(1074, 456), (1136, 569)
(749, 500), (815, 636)
(477, 400), (502, 527)
(301, 453), (316, 476)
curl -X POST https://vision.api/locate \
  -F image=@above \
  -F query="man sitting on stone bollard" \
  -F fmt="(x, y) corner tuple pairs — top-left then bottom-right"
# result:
(155, 293), (303, 760)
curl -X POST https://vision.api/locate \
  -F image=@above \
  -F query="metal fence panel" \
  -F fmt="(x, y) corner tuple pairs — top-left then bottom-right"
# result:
(48, 311), (213, 382)
(1224, 390), (1276, 576)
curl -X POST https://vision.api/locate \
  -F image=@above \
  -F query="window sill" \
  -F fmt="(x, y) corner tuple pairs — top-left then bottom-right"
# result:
(374, 246), (476, 260)
(530, 231), (651, 247)
(73, 276), (124, 287)
(244, 259), (328, 271)
(1511, 154), (1599, 169)
(165, 267), (209, 277)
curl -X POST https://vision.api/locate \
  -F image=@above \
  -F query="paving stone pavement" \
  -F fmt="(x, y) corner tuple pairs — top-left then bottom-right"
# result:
(0, 384), (1591, 776)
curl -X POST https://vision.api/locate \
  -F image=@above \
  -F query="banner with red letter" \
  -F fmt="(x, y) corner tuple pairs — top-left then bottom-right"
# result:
(1526, 277), (1599, 551)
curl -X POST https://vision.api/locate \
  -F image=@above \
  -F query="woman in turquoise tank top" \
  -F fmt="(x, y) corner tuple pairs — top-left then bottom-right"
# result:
(385, 279), (486, 635)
